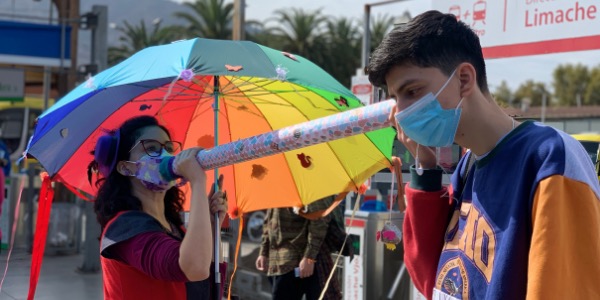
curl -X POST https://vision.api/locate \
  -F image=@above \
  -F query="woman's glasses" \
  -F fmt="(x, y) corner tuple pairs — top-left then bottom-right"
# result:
(129, 139), (182, 157)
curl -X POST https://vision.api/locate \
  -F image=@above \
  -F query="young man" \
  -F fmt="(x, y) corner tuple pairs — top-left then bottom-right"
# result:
(367, 10), (600, 300)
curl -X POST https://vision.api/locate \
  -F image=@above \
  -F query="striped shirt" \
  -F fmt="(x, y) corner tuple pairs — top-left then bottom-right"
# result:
(259, 199), (330, 276)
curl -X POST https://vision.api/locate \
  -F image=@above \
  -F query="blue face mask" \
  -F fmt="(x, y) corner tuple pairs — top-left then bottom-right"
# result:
(394, 69), (463, 147)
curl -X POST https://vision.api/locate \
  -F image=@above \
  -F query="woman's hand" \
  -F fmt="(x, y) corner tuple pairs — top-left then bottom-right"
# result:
(173, 147), (206, 184)
(208, 174), (227, 228)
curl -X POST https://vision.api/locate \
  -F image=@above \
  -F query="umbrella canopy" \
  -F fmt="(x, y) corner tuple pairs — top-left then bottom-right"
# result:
(27, 38), (394, 217)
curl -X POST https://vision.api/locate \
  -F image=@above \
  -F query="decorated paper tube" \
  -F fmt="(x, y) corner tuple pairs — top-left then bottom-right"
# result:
(197, 99), (395, 170)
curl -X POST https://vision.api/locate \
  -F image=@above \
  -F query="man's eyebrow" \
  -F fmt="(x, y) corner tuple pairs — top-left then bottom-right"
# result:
(395, 79), (419, 94)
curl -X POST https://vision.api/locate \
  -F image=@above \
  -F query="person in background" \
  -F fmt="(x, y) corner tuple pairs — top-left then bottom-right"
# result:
(89, 116), (227, 300)
(255, 196), (341, 300)
(367, 10), (600, 300)
(0, 138), (11, 177)
(0, 138), (10, 250)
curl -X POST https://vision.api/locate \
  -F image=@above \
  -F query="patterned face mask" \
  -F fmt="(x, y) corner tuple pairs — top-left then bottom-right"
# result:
(121, 151), (186, 192)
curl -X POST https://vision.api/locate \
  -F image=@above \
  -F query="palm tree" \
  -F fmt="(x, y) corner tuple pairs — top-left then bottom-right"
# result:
(322, 17), (361, 87)
(268, 8), (326, 59)
(108, 20), (183, 66)
(244, 20), (280, 47)
(174, 0), (233, 39)
(369, 14), (395, 53)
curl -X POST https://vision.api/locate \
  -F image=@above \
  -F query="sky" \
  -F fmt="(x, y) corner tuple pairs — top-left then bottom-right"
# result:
(179, 0), (600, 92)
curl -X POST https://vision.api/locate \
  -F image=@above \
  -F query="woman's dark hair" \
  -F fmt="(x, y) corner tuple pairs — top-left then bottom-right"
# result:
(92, 116), (185, 229)
(367, 10), (489, 94)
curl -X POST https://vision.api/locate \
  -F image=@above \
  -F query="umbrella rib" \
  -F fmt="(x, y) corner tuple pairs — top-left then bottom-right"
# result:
(168, 80), (212, 97)
(221, 76), (281, 95)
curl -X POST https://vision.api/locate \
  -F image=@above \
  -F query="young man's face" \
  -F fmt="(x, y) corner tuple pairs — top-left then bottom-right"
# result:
(385, 64), (461, 113)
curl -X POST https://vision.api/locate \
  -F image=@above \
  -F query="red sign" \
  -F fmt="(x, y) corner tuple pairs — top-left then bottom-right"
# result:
(345, 219), (366, 228)
(352, 84), (372, 95)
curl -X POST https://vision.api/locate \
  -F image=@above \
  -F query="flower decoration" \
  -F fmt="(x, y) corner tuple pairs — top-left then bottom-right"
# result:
(275, 65), (288, 81)
(180, 69), (195, 82)
(84, 75), (96, 89)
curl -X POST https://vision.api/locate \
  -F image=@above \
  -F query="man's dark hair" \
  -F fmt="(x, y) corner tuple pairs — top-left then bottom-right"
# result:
(367, 10), (489, 94)
(93, 116), (185, 229)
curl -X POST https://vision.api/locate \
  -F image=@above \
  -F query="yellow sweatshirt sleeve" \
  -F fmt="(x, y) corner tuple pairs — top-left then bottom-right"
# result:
(527, 175), (600, 299)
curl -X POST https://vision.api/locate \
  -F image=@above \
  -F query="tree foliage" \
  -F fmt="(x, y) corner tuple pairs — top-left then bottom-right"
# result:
(108, 3), (600, 100)
(553, 64), (589, 106)
(585, 65), (600, 105)
(369, 14), (395, 55)
(108, 20), (183, 66)
(321, 17), (361, 87)
(267, 8), (326, 58)
(174, 0), (234, 39)
(514, 80), (549, 107)
(493, 80), (513, 107)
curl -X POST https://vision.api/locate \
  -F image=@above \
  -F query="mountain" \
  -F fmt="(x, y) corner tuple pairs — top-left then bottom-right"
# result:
(0, 0), (188, 65)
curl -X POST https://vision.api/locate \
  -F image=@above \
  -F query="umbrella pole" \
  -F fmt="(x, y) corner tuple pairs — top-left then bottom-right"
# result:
(213, 76), (221, 299)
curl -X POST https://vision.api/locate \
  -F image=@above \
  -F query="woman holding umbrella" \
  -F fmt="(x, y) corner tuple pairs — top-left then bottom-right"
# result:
(89, 116), (227, 300)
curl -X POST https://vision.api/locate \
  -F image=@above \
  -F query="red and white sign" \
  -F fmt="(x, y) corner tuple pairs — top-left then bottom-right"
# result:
(351, 74), (373, 106)
(344, 225), (364, 300)
(433, 0), (600, 58)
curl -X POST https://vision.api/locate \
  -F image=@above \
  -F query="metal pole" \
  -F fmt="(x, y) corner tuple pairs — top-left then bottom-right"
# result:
(79, 5), (108, 274)
(26, 163), (35, 253)
(48, 0), (53, 24)
(361, 5), (371, 70)
(541, 93), (547, 123)
(387, 263), (406, 299)
(232, 0), (245, 40)
(213, 76), (221, 299)
(78, 199), (100, 273)
(92, 5), (108, 71)
(90, 25), (96, 71)
(42, 66), (51, 111)
(79, 20), (99, 273)
(60, 18), (66, 71)
(361, 0), (410, 70)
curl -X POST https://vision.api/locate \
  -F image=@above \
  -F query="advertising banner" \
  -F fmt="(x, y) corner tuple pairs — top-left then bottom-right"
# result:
(0, 68), (24, 102)
(433, 0), (600, 58)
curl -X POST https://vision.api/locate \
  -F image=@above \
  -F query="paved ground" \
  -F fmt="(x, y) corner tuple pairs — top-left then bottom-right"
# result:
(0, 250), (103, 300)
(0, 239), (267, 300)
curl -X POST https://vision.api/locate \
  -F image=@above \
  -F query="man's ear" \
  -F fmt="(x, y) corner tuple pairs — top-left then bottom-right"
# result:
(457, 63), (477, 98)
(116, 161), (134, 177)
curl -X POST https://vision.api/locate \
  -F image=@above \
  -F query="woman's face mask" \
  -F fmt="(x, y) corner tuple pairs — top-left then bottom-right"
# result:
(121, 151), (185, 192)
(394, 69), (463, 147)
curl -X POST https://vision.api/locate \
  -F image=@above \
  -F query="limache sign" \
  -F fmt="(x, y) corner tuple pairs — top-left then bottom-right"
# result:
(433, 0), (600, 58)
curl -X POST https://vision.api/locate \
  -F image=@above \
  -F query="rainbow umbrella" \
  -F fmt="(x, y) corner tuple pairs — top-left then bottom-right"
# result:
(27, 38), (394, 216)
(24, 38), (395, 299)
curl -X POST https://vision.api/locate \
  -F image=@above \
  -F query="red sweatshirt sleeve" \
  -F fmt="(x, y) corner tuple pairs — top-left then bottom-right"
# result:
(110, 231), (189, 281)
(111, 231), (228, 291)
(403, 167), (452, 300)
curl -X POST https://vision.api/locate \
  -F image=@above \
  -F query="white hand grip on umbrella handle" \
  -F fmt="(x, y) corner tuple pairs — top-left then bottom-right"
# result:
(197, 100), (395, 170)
